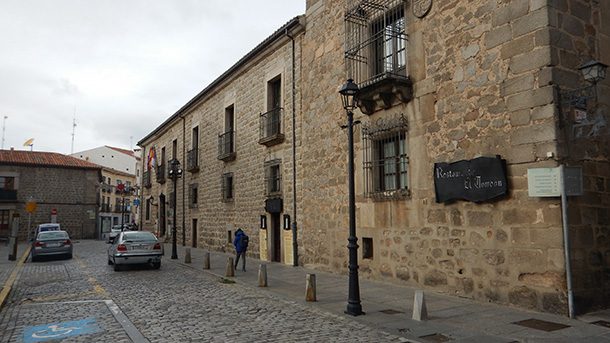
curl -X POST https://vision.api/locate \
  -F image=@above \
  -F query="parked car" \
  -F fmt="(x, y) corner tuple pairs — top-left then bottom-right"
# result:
(31, 230), (73, 262)
(107, 231), (163, 271)
(107, 224), (130, 244)
(33, 223), (61, 238)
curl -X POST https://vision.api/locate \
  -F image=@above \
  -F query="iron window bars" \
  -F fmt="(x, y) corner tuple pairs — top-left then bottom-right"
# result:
(259, 108), (285, 146)
(344, 0), (408, 87)
(362, 115), (409, 199)
(264, 159), (282, 197)
(218, 130), (236, 161)
(221, 172), (234, 202)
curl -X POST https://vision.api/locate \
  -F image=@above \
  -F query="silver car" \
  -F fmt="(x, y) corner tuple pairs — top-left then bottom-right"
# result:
(31, 230), (73, 262)
(107, 231), (163, 271)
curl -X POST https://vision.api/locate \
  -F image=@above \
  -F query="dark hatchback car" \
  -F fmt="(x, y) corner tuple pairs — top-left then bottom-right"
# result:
(31, 230), (73, 262)
(107, 231), (163, 271)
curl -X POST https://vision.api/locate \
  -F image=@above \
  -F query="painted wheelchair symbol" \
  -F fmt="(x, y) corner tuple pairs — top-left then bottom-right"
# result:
(24, 317), (103, 343)
(31, 324), (80, 338)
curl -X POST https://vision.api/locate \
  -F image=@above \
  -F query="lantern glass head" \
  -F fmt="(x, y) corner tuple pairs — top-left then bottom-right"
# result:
(168, 158), (182, 179)
(579, 60), (608, 84)
(339, 79), (359, 111)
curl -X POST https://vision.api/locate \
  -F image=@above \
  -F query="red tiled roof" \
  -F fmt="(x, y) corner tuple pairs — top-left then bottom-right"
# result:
(0, 150), (102, 170)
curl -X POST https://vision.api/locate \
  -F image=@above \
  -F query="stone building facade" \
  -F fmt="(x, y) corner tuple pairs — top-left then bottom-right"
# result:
(300, 0), (609, 315)
(139, 17), (304, 265)
(0, 150), (101, 240)
(139, 1), (609, 315)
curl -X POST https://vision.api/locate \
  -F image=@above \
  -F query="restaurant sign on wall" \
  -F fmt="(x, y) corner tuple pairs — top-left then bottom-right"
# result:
(434, 156), (508, 203)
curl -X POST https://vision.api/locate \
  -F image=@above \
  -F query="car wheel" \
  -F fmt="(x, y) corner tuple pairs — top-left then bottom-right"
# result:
(114, 263), (121, 271)
(152, 262), (161, 269)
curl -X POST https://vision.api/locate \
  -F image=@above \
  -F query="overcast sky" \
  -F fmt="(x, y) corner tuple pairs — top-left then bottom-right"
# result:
(0, 0), (305, 155)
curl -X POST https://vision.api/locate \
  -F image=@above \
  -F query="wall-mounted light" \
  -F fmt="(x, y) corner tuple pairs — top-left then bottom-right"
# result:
(578, 60), (608, 84)
(260, 215), (267, 229)
(283, 214), (290, 230)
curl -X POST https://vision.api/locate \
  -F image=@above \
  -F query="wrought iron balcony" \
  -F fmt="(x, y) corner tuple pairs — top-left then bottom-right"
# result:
(218, 130), (236, 161)
(187, 148), (199, 172)
(259, 108), (285, 146)
(100, 204), (111, 212)
(156, 163), (166, 184)
(0, 189), (17, 201)
(114, 204), (125, 213)
(143, 171), (152, 188)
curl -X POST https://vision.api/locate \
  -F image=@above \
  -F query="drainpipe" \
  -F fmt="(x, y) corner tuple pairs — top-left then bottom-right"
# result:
(182, 116), (186, 246)
(286, 28), (298, 267)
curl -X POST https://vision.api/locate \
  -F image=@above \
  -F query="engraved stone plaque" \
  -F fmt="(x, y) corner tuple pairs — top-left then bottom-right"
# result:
(413, 0), (432, 18)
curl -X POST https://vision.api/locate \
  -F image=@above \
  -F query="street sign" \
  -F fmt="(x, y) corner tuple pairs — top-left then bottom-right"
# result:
(527, 166), (583, 197)
(25, 201), (37, 213)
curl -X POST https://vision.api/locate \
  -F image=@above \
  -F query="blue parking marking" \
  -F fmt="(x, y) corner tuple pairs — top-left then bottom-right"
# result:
(23, 317), (103, 342)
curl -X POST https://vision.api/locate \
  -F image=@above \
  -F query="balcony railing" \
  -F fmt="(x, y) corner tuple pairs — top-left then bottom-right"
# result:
(156, 163), (166, 184)
(0, 189), (17, 201)
(218, 130), (236, 161)
(100, 204), (111, 212)
(114, 204), (124, 213)
(187, 148), (199, 172)
(259, 107), (285, 146)
(101, 184), (113, 193)
(143, 171), (152, 188)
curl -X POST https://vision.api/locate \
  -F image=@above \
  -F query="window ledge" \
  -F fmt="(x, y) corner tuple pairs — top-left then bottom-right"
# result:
(357, 74), (413, 115)
(218, 152), (236, 162)
(259, 133), (285, 147)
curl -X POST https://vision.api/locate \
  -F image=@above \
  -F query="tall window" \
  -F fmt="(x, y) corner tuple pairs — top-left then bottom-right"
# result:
(268, 77), (281, 111)
(146, 198), (151, 220)
(372, 6), (405, 77)
(192, 126), (199, 150)
(221, 173), (234, 202)
(172, 139), (178, 160)
(189, 184), (199, 208)
(363, 116), (409, 199)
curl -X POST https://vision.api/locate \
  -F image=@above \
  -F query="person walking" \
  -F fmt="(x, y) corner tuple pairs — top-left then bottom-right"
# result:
(233, 228), (249, 272)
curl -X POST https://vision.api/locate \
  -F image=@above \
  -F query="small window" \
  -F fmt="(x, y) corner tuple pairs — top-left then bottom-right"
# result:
(221, 173), (234, 202)
(362, 237), (373, 259)
(264, 160), (281, 197)
(0, 177), (15, 190)
(227, 230), (232, 244)
(189, 184), (199, 208)
(145, 198), (151, 220)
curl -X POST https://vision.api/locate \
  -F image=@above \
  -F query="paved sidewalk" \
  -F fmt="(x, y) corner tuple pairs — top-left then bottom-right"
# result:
(166, 243), (610, 343)
(0, 241), (30, 310)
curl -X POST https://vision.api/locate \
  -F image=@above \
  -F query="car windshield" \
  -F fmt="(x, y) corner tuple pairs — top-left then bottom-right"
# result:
(38, 231), (68, 240)
(121, 232), (156, 242)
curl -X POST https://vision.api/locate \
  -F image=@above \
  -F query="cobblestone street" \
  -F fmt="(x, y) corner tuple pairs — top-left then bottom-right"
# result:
(0, 240), (404, 342)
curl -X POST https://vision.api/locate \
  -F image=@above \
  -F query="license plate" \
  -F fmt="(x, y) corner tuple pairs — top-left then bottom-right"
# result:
(131, 245), (148, 250)
(47, 243), (60, 247)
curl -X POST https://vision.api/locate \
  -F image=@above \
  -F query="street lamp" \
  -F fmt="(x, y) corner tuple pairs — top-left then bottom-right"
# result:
(339, 78), (364, 316)
(168, 158), (183, 260)
(578, 60), (608, 84)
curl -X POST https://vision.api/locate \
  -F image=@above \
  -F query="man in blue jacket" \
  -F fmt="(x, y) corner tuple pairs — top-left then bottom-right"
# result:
(233, 228), (249, 272)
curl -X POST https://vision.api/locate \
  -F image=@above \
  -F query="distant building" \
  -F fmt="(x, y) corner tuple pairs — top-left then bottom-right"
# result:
(0, 149), (101, 240)
(72, 146), (142, 237)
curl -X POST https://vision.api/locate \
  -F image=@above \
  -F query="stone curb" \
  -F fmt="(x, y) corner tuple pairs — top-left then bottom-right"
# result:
(0, 245), (31, 311)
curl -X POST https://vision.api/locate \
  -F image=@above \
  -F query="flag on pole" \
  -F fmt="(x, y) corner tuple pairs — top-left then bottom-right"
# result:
(147, 147), (156, 170)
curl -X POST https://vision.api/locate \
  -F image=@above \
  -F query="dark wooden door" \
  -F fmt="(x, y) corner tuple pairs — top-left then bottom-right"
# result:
(272, 213), (281, 262)
(192, 219), (198, 248)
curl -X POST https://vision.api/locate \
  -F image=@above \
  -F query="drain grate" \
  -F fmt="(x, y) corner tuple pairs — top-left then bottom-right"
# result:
(513, 318), (570, 332)
(419, 333), (452, 342)
(592, 320), (610, 329)
(380, 309), (404, 315)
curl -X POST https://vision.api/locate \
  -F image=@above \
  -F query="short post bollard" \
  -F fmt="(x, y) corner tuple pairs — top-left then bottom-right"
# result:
(305, 273), (316, 302)
(412, 290), (428, 321)
(203, 252), (210, 270)
(258, 264), (268, 287)
(226, 257), (235, 277)
(184, 248), (192, 264)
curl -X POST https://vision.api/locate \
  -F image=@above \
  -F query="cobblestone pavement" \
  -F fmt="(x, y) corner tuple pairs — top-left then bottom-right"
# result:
(0, 240), (407, 342)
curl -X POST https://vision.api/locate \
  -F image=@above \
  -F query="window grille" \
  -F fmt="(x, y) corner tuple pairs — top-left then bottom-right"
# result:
(221, 173), (234, 202)
(189, 184), (198, 208)
(362, 115), (409, 199)
(264, 160), (282, 197)
(345, 0), (408, 87)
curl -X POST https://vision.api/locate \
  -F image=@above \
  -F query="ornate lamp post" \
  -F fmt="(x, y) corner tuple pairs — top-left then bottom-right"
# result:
(168, 158), (183, 260)
(339, 79), (363, 316)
